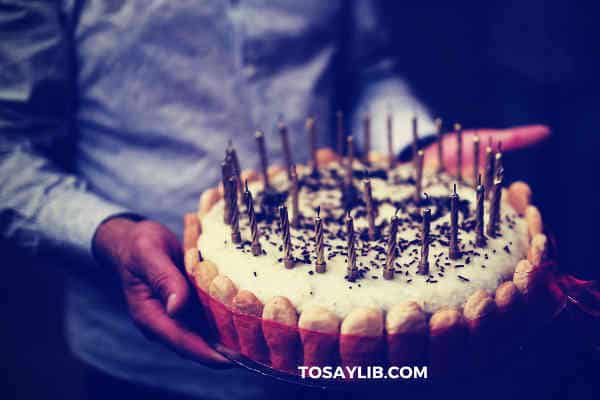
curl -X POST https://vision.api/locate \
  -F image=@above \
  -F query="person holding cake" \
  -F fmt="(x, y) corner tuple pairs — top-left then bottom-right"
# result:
(0, 1), (551, 399)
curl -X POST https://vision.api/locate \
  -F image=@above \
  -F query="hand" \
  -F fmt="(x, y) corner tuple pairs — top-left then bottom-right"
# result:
(424, 124), (550, 173)
(93, 217), (230, 367)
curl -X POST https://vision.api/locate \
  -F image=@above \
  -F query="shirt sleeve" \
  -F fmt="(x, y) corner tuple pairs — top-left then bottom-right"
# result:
(0, 1), (131, 262)
(347, 1), (436, 154)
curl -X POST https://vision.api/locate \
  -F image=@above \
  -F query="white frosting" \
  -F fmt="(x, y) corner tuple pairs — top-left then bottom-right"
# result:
(198, 162), (528, 317)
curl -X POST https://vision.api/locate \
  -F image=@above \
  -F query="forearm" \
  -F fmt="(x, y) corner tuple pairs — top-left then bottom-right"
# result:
(0, 141), (132, 262)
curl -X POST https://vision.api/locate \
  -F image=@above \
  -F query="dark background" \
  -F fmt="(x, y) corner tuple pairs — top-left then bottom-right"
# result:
(2, 1), (599, 399)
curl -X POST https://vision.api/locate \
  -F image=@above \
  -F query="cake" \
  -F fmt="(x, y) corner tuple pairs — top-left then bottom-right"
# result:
(183, 136), (559, 377)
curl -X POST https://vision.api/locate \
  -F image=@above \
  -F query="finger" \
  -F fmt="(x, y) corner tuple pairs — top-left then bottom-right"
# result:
(164, 231), (185, 272)
(132, 239), (190, 316)
(129, 291), (231, 366)
(424, 124), (550, 173)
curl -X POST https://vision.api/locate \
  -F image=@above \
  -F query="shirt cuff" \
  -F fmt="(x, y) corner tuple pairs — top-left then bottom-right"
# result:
(36, 188), (133, 263)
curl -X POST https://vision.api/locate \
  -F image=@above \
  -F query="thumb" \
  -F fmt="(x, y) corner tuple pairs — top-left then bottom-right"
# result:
(138, 245), (190, 316)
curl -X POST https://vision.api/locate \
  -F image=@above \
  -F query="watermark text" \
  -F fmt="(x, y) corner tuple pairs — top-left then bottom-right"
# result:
(297, 365), (428, 380)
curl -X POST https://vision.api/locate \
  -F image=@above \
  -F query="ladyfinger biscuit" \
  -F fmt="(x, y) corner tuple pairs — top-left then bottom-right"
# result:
(209, 275), (237, 305)
(184, 247), (200, 277)
(386, 302), (428, 365)
(495, 281), (523, 315)
(463, 290), (498, 367)
(340, 308), (384, 368)
(507, 181), (532, 216)
(191, 259), (219, 334)
(262, 296), (300, 371)
(232, 290), (268, 362)
(298, 306), (341, 367)
(192, 260), (218, 293)
(463, 289), (497, 333)
(429, 308), (467, 376)
(232, 290), (263, 316)
(513, 258), (556, 324)
(494, 281), (526, 349)
(525, 205), (543, 239)
(183, 213), (201, 250)
(208, 275), (239, 350)
(513, 259), (543, 296)
(527, 233), (548, 267)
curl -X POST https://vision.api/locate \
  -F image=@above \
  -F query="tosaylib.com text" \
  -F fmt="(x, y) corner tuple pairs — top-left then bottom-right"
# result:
(298, 365), (428, 380)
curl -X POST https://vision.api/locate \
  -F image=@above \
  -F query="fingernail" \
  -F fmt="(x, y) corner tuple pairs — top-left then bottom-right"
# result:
(166, 293), (177, 316)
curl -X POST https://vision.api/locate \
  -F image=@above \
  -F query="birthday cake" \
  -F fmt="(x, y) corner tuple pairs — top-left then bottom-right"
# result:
(183, 124), (555, 376)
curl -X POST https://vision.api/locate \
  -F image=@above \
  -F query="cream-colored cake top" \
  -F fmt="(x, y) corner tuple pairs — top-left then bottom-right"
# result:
(198, 161), (528, 317)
